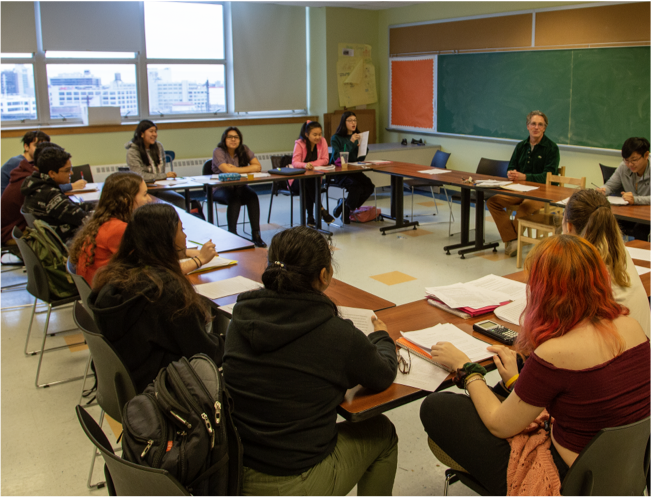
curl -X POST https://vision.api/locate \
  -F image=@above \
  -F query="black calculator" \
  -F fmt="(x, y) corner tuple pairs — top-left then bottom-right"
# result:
(472, 320), (518, 345)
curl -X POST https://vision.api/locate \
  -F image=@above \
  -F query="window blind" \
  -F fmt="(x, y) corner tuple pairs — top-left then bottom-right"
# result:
(1, 2), (37, 54)
(40, 2), (143, 52)
(232, 2), (307, 112)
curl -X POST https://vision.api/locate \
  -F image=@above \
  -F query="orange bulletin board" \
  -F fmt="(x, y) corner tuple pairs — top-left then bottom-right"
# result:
(390, 58), (435, 130)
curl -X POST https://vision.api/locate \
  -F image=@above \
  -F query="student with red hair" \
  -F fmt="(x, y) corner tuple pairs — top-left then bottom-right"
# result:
(419, 235), (649, 495)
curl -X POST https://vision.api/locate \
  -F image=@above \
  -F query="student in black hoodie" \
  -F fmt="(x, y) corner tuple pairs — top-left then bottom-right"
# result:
(88, 203), (224, 393)
(223, 226), (399, 496)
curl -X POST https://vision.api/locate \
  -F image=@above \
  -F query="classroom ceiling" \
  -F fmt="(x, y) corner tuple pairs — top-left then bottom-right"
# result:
(272, 1), (422, 10)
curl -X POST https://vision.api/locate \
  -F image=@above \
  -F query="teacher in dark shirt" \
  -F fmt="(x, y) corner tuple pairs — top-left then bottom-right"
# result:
(487, 110), (560, 257)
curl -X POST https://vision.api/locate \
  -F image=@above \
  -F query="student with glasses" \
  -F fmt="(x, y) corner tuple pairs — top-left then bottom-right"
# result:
(212, 127), (266, 247)
(223, 226), (398, 496)
(330, 111), (376, 224)
(597, 137), (650, 240)
(21, 145), (90, 242)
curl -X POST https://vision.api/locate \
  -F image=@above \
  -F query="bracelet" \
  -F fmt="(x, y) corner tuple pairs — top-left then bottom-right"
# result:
(464, 375), (486, 393)
(505, 374), (519, 390)
(464, 372), (483, 388)
(453, 362), (488, 389)
(192, 257), (202, 269)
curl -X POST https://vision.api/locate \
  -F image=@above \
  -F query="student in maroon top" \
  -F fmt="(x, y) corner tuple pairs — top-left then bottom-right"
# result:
(419, 235), (649, 494)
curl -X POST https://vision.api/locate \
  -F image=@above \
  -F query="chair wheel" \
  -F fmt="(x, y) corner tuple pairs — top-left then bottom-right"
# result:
(446, 250), (451, 255)
(460, 254), (465, 259)
(382, 232), (386, 236)
(493, 247), (497, 252)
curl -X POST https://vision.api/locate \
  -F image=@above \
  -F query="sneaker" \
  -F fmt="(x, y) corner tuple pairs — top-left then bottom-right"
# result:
(321, 207), (335, 225)
(307, 218), (316, 227)
(504, 240), (518, 257)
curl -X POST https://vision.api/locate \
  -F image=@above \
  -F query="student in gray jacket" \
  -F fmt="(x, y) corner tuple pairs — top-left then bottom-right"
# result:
(125, 120), (185, 209)
(597, 137), (650, 240)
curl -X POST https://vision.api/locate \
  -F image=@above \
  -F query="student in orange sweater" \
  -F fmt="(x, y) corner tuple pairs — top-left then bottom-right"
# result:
(69, 172), (216, 285)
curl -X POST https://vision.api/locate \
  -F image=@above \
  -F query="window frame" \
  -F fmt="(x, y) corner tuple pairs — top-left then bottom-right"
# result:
(1, 1), (307, 129)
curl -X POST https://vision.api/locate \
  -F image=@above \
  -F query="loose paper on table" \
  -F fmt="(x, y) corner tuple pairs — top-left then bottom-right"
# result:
(194, 276), (262, 300)
(180, 256), (237, 275)
(425, 282), (510, 310)
(470, 274), (527, 301)
(75, 191), (102, 202)
(418, 169), (452, 175)
(338, 306), (377, 335)
(627, 247), (651, 262)
(69, 183), (100, 193)
(607, 196), (629, 205)
(501, 184), (539, 192)
(219, 303), (236, 316)
(635, 266), (651, 276)
(494, 298), (527, 325)
(394, 352), (450, 392)
(154, 178), (190, 186)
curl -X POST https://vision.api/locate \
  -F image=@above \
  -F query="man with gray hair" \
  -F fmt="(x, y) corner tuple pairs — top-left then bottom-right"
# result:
(487, 110), (560, 256)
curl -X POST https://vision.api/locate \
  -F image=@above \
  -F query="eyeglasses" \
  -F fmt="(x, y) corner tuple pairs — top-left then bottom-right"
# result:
(528, 122), (546, 128)
(624, 155), (644, 164)
(226, 135), (240, 140)
(346, 119), (357, 123)
(398, 349), (411, 374)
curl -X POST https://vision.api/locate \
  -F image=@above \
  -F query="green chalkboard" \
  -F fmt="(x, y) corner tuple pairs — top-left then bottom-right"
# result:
(437, 47), (650, 149)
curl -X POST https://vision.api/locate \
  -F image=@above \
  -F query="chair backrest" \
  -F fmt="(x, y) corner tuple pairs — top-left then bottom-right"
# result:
(599, 163), (617, 184)
(165, 151), (175, 172)
(271, 155), (293, 169)
(67, 258), (94, 319)
(12, 226), (51, 302)
(476, 158), (509, 178)
(202, 159), (213, 176)
(20, 206), (37, 229)
(430, 150), (451, 169)
(71, 164), (93, 183)
(546, 171), (586, 189)
(76, 405), (190, 496)
(560, 416), (650, 496)
(73, 301), (137, 422)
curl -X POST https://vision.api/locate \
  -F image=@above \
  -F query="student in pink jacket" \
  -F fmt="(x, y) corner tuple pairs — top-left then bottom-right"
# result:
(291, 121), (334, 226)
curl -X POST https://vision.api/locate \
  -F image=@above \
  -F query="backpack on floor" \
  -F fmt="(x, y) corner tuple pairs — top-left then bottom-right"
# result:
(350, 206), (382, 223)
(190, 200), (205, 220)
(121, 354), (243, 495)
(21, 220), (77, 299)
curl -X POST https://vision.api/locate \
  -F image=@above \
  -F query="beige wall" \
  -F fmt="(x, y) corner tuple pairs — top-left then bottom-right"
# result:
(1, 0), (624, 187)
(375, 1), (621, 188)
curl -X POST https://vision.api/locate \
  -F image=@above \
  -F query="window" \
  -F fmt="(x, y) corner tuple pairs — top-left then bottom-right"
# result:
(0, 63), (37, 122)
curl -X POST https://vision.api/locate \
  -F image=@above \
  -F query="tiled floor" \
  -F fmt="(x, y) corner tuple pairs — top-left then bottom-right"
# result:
(1, 185), (522, 495)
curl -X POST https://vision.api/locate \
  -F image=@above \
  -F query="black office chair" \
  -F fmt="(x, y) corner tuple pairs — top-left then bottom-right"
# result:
(73, 301), (138, 489)
(267, 155), (298, 226)
(599, 163), (617, 184)
(449, 158), (509, 236)
(71, 164), (93, 184)
(12, 226), (84, 388)
(441, 416), (651, 496)
(404, 150), (453, 222)
(76, 405), (189, 496)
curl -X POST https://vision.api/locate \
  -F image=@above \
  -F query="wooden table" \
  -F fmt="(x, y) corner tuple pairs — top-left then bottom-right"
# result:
(336, 249), (650, 422)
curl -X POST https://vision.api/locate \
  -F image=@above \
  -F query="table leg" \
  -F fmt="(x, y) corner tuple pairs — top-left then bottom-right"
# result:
(458, 190), (499, 258)
(184, 189), (191, 212)
(299, 178), (306, 226)
(206, 185), (214, 225)
(379, 174), (419, 235)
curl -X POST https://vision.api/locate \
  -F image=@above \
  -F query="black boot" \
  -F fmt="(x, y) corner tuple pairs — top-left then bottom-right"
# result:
(252, 231), (267, 248)
(333, 198), (344, 219)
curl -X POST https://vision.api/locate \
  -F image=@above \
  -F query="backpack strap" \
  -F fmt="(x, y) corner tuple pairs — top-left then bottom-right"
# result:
(186, 453), (229, 493)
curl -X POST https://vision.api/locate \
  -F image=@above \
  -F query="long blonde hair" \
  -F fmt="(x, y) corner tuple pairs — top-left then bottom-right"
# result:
(564, 189), (630, 288)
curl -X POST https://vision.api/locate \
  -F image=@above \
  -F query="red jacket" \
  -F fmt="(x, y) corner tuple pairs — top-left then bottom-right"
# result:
(1, 159), (36, 243)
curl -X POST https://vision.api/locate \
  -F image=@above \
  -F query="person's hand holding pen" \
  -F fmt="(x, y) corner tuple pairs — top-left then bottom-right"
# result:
(71, 179), (87, 190)
(197, 239), (217, 264)
(592, 182), (607, 195)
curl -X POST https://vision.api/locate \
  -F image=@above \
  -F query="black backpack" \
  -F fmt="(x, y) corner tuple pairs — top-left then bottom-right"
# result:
(121, 354), (242, 495)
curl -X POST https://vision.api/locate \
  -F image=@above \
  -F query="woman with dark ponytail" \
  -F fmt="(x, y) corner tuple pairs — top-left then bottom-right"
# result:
(564, 188), (649, 336)
(223, 226), (399, 496)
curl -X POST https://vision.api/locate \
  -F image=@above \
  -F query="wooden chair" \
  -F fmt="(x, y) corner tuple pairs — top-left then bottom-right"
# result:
(515, 169), (585, 268)
(505, 166), (566, 220)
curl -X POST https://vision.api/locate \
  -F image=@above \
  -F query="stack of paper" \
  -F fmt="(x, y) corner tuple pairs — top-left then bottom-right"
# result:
(75, 191), (102, 202)
(418, 169), (453, 175)
(154, 178), (190, 186)
(180, 256), (237, 275)
(314, 165), (336, 171)
(358, 131), (370, 157)
(494, 298), (527, 325)
(194, 276), (262, 300)
(365, 160), (391, 164)
(425, 274), (525, 317)
(393, 323), (493, 392)
(251, 172), (271, 178)
(607, 196), (629, 205)
(338, 306), (377, 335)
(475, 180), (512, 188)
(501, 184), (539, 192)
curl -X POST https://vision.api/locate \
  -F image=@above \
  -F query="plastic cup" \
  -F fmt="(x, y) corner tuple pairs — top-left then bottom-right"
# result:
(247, 173), (254, 180)
(340, 152), (349, 169)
